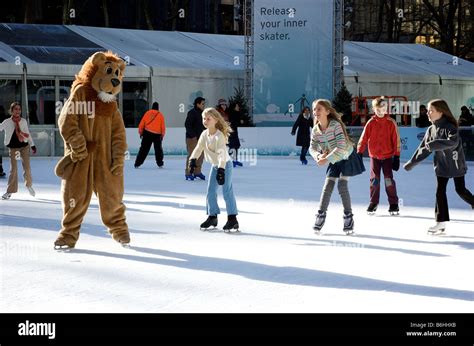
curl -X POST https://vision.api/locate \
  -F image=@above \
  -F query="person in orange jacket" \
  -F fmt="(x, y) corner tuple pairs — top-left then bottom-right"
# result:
(135, 102), (166, 168)
(357, 97), (400, 215)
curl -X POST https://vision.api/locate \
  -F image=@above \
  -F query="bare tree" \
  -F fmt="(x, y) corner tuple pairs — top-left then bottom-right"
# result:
(102, 0), (110, 27)
(143, 0), (154, 30)
(62, 0), (74, 24)
(422, 0), (460, 55)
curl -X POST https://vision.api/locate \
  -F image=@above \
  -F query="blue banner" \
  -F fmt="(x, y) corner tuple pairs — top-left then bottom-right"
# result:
(253, 0), (334, 126)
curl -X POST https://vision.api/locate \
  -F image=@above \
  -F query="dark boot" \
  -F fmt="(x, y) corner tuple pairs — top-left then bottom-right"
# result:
(223, 215), (239, 232)
(200, 215), (218, 230)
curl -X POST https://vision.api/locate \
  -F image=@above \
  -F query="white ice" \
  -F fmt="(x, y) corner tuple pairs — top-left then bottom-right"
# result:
(1, 156), (473, 312)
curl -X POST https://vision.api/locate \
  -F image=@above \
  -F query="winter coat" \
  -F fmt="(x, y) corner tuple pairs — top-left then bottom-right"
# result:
(138, 110), (166, 137)
(291, 113), (313, 147)
(185, 107), (205, 139)
(357, 115), (400, 159)
(228, 108), (241, 150)
(309, 120), (353, 164)
(0, 117), (35, 147)
(404, 117), (467, 178)
(190, 129), (231, 169)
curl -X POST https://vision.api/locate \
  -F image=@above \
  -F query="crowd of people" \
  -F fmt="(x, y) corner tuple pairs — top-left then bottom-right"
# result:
(0, 96), (473, 236)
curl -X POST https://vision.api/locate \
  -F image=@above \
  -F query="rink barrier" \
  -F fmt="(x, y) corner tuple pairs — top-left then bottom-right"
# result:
(1, 126), (473, 161)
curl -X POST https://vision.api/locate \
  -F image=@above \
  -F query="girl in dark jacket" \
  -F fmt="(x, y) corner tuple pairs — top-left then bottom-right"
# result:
(291, 107), (313, 165)
(228, 102), (242, 167)
(404, 99), (474, 235)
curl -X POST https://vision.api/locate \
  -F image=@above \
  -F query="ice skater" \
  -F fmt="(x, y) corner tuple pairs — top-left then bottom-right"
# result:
(188, 107), (239, 232)
(310, 99), (365, 234)
(0, 102), (37, 200)
(357, 97), (401, 215)
(404, 99), (474, 235)
(291, 106), (312, 165)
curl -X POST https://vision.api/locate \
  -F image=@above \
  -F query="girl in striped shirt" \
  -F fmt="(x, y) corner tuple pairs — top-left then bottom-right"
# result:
(309, 99), (365, 234)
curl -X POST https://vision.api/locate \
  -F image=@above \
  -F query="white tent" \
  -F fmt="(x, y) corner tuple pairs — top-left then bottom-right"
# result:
(1, 23), (473, 127)
(343, 41), (474, 115)
(68, 26), (244, 127)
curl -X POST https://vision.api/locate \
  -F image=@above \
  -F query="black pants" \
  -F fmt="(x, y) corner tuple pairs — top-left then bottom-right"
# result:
(436, 176), (474, 222)
(300, 146), (309, 161)
(0, 155), (4, 174)
(135, 130), (164, 167)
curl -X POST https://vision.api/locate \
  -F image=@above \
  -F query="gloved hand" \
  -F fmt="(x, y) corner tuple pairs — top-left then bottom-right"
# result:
(189, 158), (197, 175)
(392, 155), (400, 171)
(291, 131), (295, 136)
(31, 146), (37, 154)
(216, 168), (225, 185)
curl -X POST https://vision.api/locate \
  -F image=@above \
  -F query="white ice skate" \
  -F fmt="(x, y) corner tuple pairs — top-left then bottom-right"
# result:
(428, 222), (446, 235)
(2, 192), (12, 200)
(27, 186), (36, 197)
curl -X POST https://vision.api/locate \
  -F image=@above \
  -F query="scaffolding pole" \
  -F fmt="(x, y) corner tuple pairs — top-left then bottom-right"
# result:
(243, 0), (254, 121)
(334, 0), (344, 96)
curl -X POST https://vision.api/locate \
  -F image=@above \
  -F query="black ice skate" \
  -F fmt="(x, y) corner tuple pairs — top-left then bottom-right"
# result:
(388, 203), (399, 216)
(200, 215), (218, 230)
(223, 215), (239, 233)
(343, 212), (354, 235)
(313, 210), (326, 233)
(366, 203), (378, 215)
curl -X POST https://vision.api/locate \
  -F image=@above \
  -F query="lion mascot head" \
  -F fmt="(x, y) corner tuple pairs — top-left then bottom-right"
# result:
(72, 51), (126, 103)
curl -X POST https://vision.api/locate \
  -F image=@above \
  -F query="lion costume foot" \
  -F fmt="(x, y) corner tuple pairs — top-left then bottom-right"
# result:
(112, 231), (130, 247)
(54, 235), (76, 250)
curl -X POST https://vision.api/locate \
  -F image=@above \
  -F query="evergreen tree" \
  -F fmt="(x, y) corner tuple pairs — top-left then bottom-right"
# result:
(228, 86), (254, 127)
(332, 82), (353, 125)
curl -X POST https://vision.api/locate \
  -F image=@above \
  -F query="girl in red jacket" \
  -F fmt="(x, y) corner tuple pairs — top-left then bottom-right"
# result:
(357, 97), (400, 215)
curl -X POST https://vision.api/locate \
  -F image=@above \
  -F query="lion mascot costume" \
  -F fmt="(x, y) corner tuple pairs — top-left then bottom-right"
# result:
(54, 51), (130, 249)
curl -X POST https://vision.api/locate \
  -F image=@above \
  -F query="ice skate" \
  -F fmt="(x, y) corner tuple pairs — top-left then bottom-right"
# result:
(366, 203), (378, 215)
(428, 222), (446, 235)
(27, 186), (36, 197)
(223, 215), (239, 233)
(388, 203), (399, 216)
(2, 192), (12, 200)
(313, 210), (326, 233)
(54, 237), (75, 250)
(194, 173), (206, 180)
(343, 213), (354, 235)
(200, 216), (218, 230)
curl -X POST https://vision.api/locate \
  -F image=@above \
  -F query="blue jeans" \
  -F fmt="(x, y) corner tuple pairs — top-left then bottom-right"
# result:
(206, 160), (238, 216)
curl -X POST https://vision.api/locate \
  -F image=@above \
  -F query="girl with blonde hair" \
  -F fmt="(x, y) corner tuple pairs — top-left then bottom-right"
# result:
(189, 107), (240, 231)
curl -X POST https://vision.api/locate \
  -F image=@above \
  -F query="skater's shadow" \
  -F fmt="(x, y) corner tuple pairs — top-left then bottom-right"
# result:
(125, 192), (186, 200)
(0, 214), (165, 238)
(123, 200), (262, 215)
(375, 214), (474, 223)
(237, 232), (446, 257)
(68, 246), (474, 302)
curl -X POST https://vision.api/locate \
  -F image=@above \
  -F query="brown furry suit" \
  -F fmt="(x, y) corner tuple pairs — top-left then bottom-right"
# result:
(54, 51), (130, 248)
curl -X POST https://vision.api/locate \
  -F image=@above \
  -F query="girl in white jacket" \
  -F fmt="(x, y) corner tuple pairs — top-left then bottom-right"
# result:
(188, 107), (239, 231)
(0, 102), (36, 199)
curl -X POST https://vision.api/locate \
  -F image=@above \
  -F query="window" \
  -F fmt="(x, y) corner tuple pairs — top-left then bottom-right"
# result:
(122, 81), (149, 127)
(0, 79), (22, 122)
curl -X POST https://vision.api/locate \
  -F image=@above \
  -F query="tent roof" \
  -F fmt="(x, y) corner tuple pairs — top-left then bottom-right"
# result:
(0, 23), (473, 79)
(343, 41), (474, 79)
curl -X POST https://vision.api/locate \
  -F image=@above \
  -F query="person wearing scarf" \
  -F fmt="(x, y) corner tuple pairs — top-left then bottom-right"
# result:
(0, 102), (36, 199)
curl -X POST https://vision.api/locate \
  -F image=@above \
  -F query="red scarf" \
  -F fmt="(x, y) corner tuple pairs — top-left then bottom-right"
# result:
(11, 115), (29, 142)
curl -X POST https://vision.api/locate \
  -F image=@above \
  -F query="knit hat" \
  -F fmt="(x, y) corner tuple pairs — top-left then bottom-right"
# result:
(218, 98), (227, 106)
